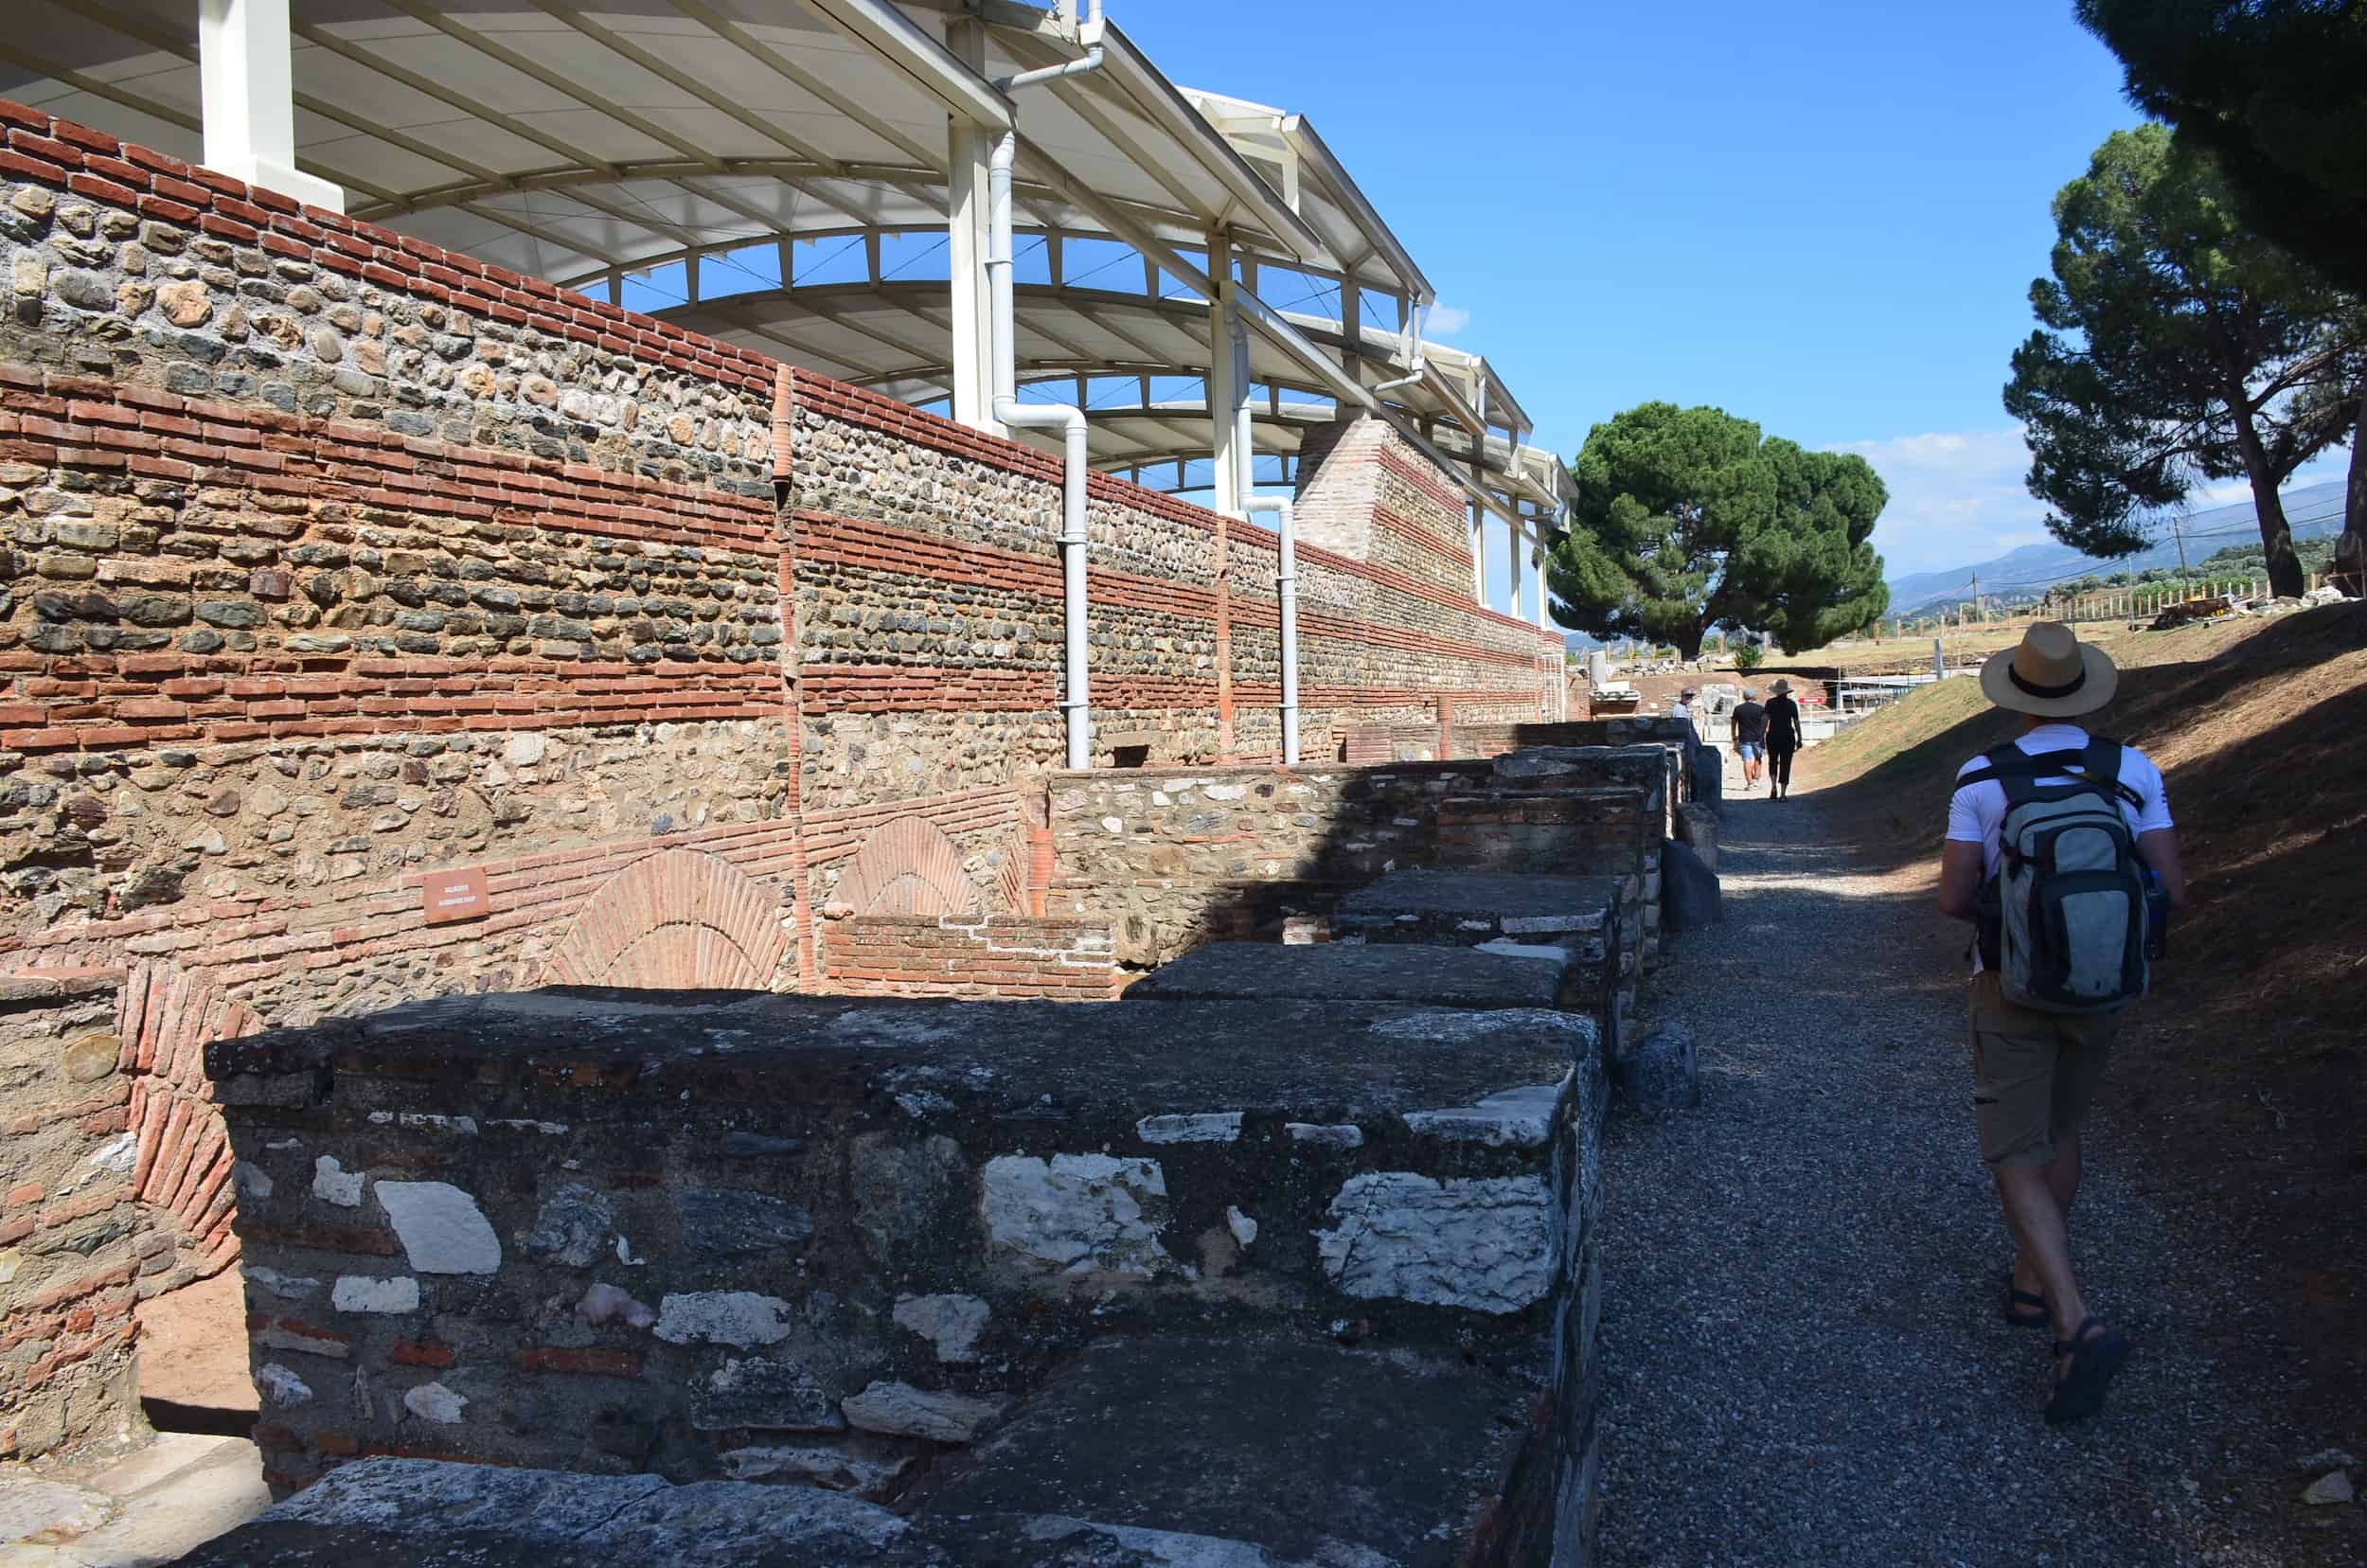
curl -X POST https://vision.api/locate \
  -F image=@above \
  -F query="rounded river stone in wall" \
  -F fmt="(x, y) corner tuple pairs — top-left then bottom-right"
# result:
(60, 1034), (120, 1083)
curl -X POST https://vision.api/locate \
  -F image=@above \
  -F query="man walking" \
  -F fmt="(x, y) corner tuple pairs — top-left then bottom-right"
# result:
(1730, 687), (1768, 792)
(1935, 622), (2186, 1425)
(1762, 679), (1802, 799)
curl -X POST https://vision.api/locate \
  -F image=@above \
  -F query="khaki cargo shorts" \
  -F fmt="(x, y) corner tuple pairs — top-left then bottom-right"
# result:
(1968, 972), (2118, 1167)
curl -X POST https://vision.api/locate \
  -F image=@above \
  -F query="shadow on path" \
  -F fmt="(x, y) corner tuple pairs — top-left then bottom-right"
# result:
(1594, 785), (2351, 1567)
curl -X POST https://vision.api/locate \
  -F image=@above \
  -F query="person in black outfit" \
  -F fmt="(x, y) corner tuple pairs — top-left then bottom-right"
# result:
(1763, 679), (1803, 799)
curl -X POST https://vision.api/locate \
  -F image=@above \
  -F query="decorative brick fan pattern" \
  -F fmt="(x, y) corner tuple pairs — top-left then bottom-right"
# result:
(834, 816), (984, 918)
(541, 848), (790, 991)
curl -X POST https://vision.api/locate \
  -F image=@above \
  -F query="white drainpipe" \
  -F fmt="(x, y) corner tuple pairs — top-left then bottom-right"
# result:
(1238, 494), (1299, 764)
(988, 12), (1103, 769)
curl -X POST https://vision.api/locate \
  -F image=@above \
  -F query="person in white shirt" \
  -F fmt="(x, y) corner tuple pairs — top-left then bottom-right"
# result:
(1935, 621), (2186, 1426)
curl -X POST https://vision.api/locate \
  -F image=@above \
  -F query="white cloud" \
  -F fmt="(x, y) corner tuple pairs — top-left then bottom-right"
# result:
(1832, 427), (2355, 581)
(1827, 427), (2039, 579)
(1423, 303), (1470, 336)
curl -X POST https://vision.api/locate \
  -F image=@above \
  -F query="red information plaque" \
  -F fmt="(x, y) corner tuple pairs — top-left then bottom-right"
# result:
(422, 866), (491, 926)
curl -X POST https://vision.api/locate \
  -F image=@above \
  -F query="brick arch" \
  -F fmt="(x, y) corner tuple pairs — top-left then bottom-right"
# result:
(119, 961), (263, 1278)
(543, 848), (789, 990)
(836, 816), (982, 918)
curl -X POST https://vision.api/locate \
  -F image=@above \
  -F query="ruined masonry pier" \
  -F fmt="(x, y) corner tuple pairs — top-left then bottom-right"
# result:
(196, 984), (1607, 1564)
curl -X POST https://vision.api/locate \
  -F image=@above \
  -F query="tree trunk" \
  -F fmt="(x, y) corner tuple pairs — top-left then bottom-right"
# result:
(2339, 390), (2367, 597)
(2232, 416), (2306, 597)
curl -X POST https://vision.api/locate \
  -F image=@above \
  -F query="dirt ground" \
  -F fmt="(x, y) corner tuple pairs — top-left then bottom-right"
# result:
(1802, 602), (2367, 1504)
(133, 1266), (257, 1417)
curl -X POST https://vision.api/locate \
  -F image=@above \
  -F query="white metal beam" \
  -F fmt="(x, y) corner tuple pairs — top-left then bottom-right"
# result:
(993, 15), (1326, 265)
(525, 0), (845, 171)
(1532, 532), (1552, 631)
(197, 0), (344, 212)
(1012, 144), (1527, 530)
(793, 0), (1014, 131)
(1507, 516), (1524, 621)
(1207, 227), (1244, 516)
(945, 18), (997, 432)
(666, 0), (947, 169)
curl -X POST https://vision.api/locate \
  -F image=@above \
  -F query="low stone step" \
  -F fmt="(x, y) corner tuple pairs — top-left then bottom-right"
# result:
(1332, 869), (1627, 950)
(175, 1454), (1434, 1566)
(906, 1331), (1534, 1566)
(1129, 938), (1570, 1010)
(1126, 936), (1621, 1060)
(1329, 869), (1634, 1054)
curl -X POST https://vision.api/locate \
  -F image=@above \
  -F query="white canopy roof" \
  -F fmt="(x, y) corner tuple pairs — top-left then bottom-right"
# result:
(0, 0), (1568, 527)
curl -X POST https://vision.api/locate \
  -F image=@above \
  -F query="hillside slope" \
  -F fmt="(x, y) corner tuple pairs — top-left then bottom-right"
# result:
(1806, 605), (2367, 1460)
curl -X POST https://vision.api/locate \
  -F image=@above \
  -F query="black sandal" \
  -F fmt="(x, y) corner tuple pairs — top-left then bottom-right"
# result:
(2002, 1282), (2049, 1328)
(2043, 1317), (2129, 1426)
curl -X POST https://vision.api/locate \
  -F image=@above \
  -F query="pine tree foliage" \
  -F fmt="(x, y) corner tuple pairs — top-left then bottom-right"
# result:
(2002, 125), (2362, 597)
(1544, 402), (1890, 659)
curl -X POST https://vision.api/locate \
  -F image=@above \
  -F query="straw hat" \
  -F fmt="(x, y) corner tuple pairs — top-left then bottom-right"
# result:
(1769, 679), (1792, 695)
(1979, 621), (2116, 718)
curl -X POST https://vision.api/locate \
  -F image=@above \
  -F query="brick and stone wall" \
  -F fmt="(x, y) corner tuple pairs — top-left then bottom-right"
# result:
(0, 97), (789, 1026)
(1294, 415), (1474, 602)
(0, 98), (1560, 1025)
(786, 381), (1562, 798)
(0, 971), (144, 1460)
(205, 989), (1597, 1523)
(821, 914), (1116, 1001)
(1042, 749), (1667, 970)
(0, 95), (1567, 1431)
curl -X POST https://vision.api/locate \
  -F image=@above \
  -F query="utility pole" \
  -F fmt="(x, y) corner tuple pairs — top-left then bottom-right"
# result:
(2170, 509), (2190, 594)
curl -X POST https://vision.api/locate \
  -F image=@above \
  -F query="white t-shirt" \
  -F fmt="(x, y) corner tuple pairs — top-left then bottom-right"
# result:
(1947, 723), (2173, 877)
(1947, 724), (2173, 972)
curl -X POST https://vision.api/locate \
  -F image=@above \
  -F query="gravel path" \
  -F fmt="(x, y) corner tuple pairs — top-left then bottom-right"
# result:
(1594, 780), (2356, 1567)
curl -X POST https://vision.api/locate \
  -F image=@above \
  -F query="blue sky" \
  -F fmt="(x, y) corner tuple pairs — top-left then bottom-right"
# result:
(1126, 0), (2351, 596)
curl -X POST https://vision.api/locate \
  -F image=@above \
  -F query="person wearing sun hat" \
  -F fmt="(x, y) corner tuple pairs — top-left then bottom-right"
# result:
(1760, 678), (1803, 798)
(1935, 621), (2187, 1426)
(1730, 686), (1768, 791)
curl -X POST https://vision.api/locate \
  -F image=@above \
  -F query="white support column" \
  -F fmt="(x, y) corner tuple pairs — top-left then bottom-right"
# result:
(1532, 530), (1551, 630)
(1208, 227), (1246, 517)
(198, 0), (345, 212)
(1469, 500), (1486, 605)
(1468, 378), (1490, 607)
(1507, 518), (1524, 620)
(1339, 276), (1361, 378)
(945, 21), (997, 432)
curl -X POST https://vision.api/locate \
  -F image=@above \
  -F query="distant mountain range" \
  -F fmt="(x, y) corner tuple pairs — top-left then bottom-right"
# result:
(1882, 480), (2348, 615)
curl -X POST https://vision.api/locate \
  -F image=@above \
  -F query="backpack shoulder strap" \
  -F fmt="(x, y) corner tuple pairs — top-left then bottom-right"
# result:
(2080, 738), (2146, 811)
(1955, 744), (2048, 804)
